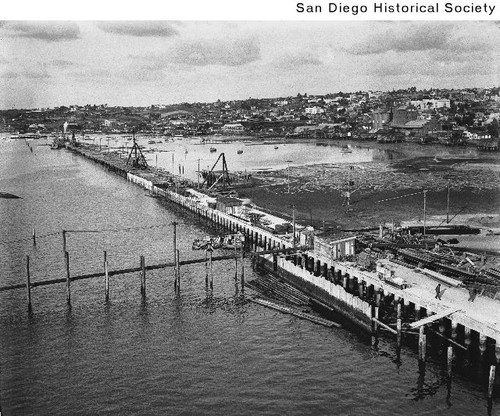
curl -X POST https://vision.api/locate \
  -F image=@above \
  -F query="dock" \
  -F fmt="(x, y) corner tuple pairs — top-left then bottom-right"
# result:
(46, 143), (500, 391)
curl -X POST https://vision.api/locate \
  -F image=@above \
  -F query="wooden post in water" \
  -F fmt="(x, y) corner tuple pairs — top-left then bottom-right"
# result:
(104, 251), (109, 301)
(234, 241), (238, 280)
(447, 345), (453, 380)
(32, 228), (36, 247)
(419, 325), (426, 362)
(205, 249), (209, 288)
(140, 255), (146, 297)
(209, 249), (213, 291)
(488, 365), (496, 399)
(396, 301), (402, 350)
(240, 245), (245, 290)
(65, 251), (71, 305)
(372, 288), (381, 342)
(176, 250), (180, 291)
(370, 304), (380, 348)
(370, 304), (377, 346)
(26, 255), (32, 308)
(172, 222), (178, 293)
(62, 230), (67, 252)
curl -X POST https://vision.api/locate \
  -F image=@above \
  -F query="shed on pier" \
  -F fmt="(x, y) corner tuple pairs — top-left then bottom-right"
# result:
(216, 196), (242, 215)
(314, 234), (356, 261)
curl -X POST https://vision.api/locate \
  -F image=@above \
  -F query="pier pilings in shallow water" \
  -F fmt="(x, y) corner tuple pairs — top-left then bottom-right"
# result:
(64, 144), (499, 394)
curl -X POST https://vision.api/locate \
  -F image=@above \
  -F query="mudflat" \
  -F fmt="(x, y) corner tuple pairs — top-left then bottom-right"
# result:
(238, 154), (500, 231)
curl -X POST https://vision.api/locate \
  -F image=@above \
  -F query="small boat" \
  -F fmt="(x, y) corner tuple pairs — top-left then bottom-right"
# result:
(237, 150), (243, 154)
(274, 146), (279, 150)
(210, 147), (217, 153)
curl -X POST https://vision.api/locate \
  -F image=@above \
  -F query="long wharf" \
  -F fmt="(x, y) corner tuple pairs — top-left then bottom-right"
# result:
(12, 142), (500, 392)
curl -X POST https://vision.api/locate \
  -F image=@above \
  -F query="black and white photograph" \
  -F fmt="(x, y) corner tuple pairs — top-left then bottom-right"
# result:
(0, 9), (499, 416)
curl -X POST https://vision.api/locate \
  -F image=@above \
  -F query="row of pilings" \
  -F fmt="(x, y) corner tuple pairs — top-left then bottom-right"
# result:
(70, 144), (499, 395)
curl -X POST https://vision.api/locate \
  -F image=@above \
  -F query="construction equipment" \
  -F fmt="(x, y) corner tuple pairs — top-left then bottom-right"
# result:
(126, 131), (148, 169)
(201, 152), (231, 190)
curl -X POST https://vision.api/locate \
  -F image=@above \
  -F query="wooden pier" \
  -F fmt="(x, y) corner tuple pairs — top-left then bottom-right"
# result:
(45, 143), (500, 397)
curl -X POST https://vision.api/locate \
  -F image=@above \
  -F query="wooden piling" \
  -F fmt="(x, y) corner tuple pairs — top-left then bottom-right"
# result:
(32, 228), (36, 247)
(209, 249), (213, 290)
(447, 345), (453, 380)
(234, 243), (238, 280)
(240, 246), (245, 290)
(62, 230), (67, 253)
(205, 249), (209, 287)
(488, 365), (496, 399)
(373, 306), (380, 335)
(26, 255), (32, 308)
(104, 251), (109, 301)
(176, 249), (180, 291)
(370, 305), (376, 344)
(172, 222), (178, 292)
(419, 325), (426, 362)
(396, 301), (402, 349)
(65, 251), (71, 305)
(140, 255), (146, 296)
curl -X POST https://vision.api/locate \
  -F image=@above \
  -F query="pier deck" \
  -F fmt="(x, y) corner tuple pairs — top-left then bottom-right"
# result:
(318, 256), (500, 343)
(68, 143), (500, 347)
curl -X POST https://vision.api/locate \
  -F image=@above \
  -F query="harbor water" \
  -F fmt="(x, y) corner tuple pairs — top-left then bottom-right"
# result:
(86, 134), (483, 182)
(0, 138), (497, 415)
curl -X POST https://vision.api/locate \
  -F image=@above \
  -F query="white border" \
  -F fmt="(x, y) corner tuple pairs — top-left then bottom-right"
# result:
(2, 0), (499, 21)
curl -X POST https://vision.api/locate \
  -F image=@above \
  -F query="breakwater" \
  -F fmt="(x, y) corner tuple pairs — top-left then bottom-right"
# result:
(68, 143), (499, 391)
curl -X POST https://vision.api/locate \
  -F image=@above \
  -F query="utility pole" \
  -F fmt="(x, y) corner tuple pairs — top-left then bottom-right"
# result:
(292, 204), (296, 248)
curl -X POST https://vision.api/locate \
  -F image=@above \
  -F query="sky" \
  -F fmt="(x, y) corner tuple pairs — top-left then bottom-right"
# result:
(0, 20), (499, 109)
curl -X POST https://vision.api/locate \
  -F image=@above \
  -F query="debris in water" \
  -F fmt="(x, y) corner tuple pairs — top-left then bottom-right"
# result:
(0, 192), (21, 199)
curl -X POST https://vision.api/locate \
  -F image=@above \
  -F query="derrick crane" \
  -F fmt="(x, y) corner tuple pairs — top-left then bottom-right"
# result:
(126, 130), (148, 169)
(201, 152), (231, 190)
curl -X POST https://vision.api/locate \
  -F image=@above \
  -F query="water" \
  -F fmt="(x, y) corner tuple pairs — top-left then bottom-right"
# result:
(0, 138), (497, 415)
(86, 134), (485, 182)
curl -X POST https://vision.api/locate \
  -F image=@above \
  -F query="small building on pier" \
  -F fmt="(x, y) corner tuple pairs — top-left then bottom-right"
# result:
(216, 196), (242, 215)
(314, 234), (356, 261)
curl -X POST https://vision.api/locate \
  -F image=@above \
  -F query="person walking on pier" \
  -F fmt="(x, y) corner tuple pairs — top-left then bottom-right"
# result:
(468, 287), (478, 302)
(435, 283), (442, 300)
